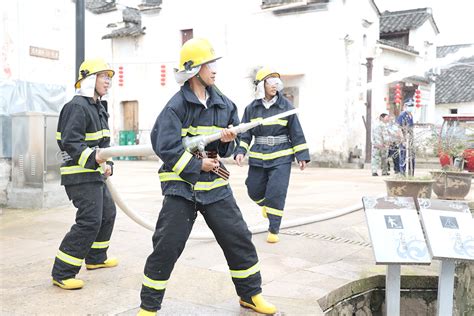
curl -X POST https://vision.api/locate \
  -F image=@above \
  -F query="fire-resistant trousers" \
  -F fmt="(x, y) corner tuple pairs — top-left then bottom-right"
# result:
(51, 181), (117, 280)
(140, 195), (262, 312)
(245, 163), (292, 234)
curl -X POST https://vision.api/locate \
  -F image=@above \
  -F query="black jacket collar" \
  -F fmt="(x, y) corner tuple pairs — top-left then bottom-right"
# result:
(181, 82), (226, 109)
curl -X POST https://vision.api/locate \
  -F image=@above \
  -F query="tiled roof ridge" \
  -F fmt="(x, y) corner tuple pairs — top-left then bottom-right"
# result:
(437, 43), (474, 49)
(381, 8), (430, 16)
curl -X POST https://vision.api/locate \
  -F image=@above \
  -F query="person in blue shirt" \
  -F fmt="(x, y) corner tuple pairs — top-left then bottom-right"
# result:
(137, 39), (277, 316)
(235, 67), (310, 244)
(396, 99), (415, 176)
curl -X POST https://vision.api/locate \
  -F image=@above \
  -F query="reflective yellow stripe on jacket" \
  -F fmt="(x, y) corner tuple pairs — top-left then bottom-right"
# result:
(159, 172), (229, 191)
(249, 142), (308, 161)
(229, 262), (260, 279)
(250, 118), (288, 126)
(293, 143), (308, 153)
(181, 125), (223, 136)
(172, 151), (193, 175)
(240, 141), (250, 151)
(60, 165), (104, 175)
(249, 148), (294, 160)
(56, 129), (111, 141)
(78, 147), (94, 167)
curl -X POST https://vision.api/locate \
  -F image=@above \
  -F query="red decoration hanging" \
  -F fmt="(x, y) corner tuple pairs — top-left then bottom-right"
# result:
(415, 89), (421, 107)
(394, 83), (402, 105)
(160, 64), (166, 86)
(118, 66), (124, 87)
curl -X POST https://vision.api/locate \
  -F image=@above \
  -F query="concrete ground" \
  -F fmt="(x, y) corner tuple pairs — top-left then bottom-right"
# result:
(1, 161), (472, 315)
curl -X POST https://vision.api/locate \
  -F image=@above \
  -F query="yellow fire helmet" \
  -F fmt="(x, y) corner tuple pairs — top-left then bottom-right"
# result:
(254, 67), (280, 85)
(75, 58), (115, 89)
(178, 38), (221, 72)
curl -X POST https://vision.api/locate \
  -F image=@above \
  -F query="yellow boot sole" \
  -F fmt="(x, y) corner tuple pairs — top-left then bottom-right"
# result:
(52, 278), (84, 290)
(86, 257), (119, 270)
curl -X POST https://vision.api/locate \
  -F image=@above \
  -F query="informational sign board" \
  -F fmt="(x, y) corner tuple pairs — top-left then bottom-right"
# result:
(419, 208), (474, 260)
(363, 197), (431, 265)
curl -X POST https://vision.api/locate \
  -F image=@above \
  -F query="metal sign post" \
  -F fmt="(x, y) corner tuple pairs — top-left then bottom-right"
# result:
(437, 259), (455, 316)
(418, 199), (474, 316)
(386, 264), (401, 316)
(362, 197), (431, 316)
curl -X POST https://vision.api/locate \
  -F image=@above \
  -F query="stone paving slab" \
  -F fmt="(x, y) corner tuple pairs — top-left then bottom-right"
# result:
(1, 161), (472, 315)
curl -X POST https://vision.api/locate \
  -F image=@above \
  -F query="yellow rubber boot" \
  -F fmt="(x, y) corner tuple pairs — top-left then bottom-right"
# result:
(266, 232), (279, 243)
(137, 308), (156, 316)
(52, 278), (84, 290)
(86, 257), (119, 270)
(239, 293), (277, 315)
(262, 206), (268, 218)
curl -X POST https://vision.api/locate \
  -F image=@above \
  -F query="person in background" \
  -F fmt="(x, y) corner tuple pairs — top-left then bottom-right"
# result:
(397, 99), (416, 176)
(387, 114), (402, 174)
(234, 67), (310, 244)
(371, 113), (390, 176)
(52, 58), (118, 290)
(137, 38), (277, 316)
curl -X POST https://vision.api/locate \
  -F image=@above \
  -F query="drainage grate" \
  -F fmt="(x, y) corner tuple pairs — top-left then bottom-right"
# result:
(281, 229), (372, 248)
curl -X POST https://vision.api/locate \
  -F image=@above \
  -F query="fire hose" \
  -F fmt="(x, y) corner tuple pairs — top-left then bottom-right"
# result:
(97, 110), (364, 239)
(99, 144), (363, 239)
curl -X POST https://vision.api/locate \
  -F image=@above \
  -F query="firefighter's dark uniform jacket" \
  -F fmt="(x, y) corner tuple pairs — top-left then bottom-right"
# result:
(140, 82), (262, 312)
(56, 95), (114, 185)
(234, 92), (310, 166)
(150, 81), (238, 205)
(52, 95), (116, 281)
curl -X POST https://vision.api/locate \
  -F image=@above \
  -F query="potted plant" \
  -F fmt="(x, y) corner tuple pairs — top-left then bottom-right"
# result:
(430, 117), (474, 200)
(384, 113), (435, 199)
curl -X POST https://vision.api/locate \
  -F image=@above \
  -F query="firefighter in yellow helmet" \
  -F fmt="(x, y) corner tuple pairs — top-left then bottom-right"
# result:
(51, 58), (118, 290)
(235, 66), (310, 243)
(137, 39), (277, 316)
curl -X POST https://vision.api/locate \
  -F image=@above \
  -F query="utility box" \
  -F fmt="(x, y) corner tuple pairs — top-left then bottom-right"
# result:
(8, 112), (67, 208)
(11, 112), (60, 187)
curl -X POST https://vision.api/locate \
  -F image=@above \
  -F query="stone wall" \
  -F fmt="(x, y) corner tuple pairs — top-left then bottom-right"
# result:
(455, 262), (474, 315)
(319, 272), (474, 316)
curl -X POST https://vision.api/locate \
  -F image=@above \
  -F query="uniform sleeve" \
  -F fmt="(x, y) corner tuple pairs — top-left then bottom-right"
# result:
(372, 125), (382, 146)
(217, 102), (240, 158)
(59, 104), (99, 170)
(234, 105), (253, 157)
(151, 107), (202, 185)
(288, 111), (310, 162)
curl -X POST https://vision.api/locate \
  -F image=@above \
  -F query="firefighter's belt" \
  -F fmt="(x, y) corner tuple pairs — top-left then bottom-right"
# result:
(193, 150), (230, 181)
(255, 135), (289, 146)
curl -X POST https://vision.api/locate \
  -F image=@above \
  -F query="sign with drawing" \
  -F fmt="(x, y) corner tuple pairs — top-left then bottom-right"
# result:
(364, 208), (431, 265)
(419, 209), (474, 260)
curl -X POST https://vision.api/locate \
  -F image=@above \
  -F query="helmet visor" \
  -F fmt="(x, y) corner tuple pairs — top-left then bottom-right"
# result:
(206, 61), (218, 73)
(265, 77), (284, 91)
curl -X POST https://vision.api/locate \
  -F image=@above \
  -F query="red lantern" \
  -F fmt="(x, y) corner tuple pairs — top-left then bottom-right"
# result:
(160, 64), (166, 86)
(415, 89), (421, 107)
(118, 66), (124, 87)
(394, 83), (402, 105)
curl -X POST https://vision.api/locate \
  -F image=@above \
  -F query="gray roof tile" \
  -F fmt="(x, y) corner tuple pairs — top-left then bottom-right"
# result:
(435, 44), (474, 104)
(377, 39), (419, 54)
(380, 8), (437, 34)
